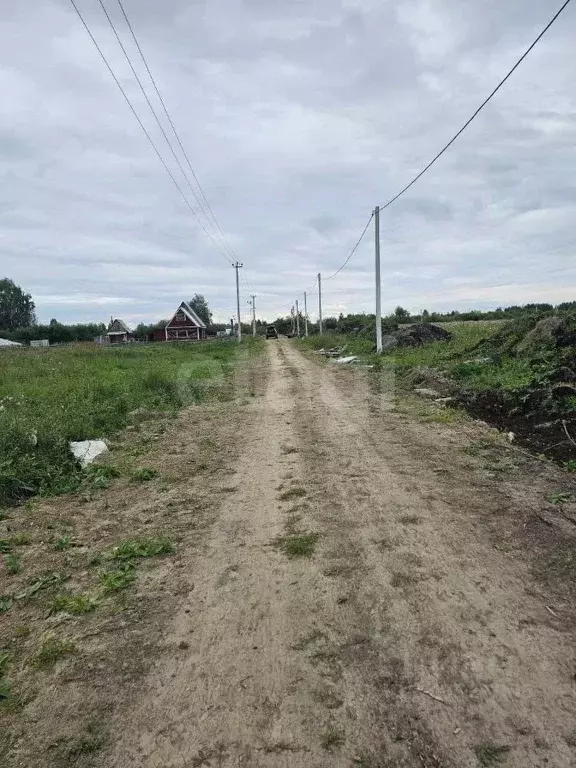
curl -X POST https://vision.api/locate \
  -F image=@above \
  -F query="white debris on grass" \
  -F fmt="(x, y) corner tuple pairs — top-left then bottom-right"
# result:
(69, 440), (109, 468)
(333, 356), (358, 365)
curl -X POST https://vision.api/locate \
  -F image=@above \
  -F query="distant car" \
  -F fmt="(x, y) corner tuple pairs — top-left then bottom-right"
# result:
(266, 325), (278, 339)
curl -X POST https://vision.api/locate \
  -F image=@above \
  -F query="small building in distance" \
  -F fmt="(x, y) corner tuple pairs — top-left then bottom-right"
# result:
(150, 301), (207, 342)
(106, 318), (134, 344)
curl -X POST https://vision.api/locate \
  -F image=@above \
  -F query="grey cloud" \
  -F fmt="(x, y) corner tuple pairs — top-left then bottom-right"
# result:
(0, 0), (575, 325)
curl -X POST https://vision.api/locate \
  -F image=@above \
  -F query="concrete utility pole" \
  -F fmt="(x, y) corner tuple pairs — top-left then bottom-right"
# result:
(250, 295), (256, 337)
(317, 273), (323, 334)
(303, 292), (309, 337)
(295, 299), (300, 337)
(290, 306), (295, 335)
(374, 206), (382, 354)
(233, 262), (243, 342)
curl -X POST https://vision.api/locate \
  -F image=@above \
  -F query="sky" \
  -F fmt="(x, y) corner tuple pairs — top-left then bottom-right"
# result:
(0, 0), (575, 326)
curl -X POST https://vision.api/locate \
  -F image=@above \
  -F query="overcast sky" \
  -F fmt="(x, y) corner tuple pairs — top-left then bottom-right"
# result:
(1, 0), (575, 325)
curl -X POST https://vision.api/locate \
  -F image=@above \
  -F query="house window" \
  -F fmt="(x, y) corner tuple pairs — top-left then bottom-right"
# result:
(178, 330), (188, 338)
(175, 311), (186, 322)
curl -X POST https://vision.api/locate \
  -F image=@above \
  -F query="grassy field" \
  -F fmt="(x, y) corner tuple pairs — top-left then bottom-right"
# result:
(0, 340), (250, 507)
(299, 322), (536, 392)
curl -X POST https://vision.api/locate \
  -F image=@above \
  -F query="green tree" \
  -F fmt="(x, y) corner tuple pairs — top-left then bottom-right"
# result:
(189, 294), (212, 327)
(0, 278), (35, 330)
(394, 306), (410, 322)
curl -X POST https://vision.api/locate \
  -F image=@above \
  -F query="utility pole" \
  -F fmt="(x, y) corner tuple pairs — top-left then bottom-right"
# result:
(249, 295), (256, 337)
(233, 262), (243, 342)
(374, 206), (382, 353)
(290, 306), (295, 335)
(303, 292), (309, 337)
(317, 273), (323, 334)
(295, 299), (300, 337)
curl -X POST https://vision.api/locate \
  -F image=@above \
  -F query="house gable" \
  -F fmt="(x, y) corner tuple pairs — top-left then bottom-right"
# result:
(166, 302), (207, 330)
(107, 318), (131, 335)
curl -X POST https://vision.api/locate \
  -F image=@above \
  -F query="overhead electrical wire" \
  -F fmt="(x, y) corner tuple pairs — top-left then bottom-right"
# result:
(95, 0), (231, 261)
(378, 0), (573, 212)
(68, 0), (233, 265)
(311, 0), (573, 293)
(324, 213), (374, 281)
(113, 0), (239, 263)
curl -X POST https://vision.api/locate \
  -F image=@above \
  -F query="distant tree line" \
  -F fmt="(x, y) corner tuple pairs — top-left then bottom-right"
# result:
(267, 301), (576, 336)
(2, 275), (575, 344)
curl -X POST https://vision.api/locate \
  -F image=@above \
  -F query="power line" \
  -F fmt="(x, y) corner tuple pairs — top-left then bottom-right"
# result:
(379, 0), (574, 212)
(114, 0), (238, 262)
(324, 213), (374, 280)
(67, 0), (233, 265)
(94, 0), (233, 264)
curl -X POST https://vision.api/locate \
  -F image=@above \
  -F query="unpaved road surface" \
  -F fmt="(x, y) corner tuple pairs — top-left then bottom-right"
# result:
(5, 339), (576, 767)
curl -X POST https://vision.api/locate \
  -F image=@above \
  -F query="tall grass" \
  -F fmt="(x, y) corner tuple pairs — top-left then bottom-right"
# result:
(299, 322), (535, 391)
(0, 341), (244, 506)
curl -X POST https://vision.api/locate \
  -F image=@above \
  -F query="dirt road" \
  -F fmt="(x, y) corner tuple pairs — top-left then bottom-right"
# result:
(100, 340), (575, 767)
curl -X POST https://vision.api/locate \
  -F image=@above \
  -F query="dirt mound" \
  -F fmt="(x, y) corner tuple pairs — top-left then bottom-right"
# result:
(382, 323), (451, 350)
(517, 315), (565, 352)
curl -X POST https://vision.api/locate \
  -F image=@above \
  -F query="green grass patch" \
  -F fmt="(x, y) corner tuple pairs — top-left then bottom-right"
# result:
(17, 571), (68, 600)
(32, 636), (76, 669)
(105, 536), (175, 561)
(54, 535), (71, 551)
(84, 464), (121, 489)
(4, 553), (21, 574)
(272, 531), (320, 559)
(99, 564), (136, 593)
(0, 596), (13, 613)
(131, 467), (158, 483)
(473, 743), (510, 766)
(0, 340), (248, 507)
(52, 593), (97, 615)
(548, 491), (572, 505)
(0, 653), (13, 708)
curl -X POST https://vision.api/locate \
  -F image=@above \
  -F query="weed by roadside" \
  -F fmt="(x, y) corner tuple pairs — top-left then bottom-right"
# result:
(85, 465), (121, 490)
(320, 726), (345, 751)
(131, 467), (158, 483)
(32, 636), (76, 669)
(548, 491), (572, 505)
(54, 535), (71, 551)
(4, 553), (21, 574)
(473, 743), (510, 766)
(52, 594), (97, 615)
(272, 531), (319, 558)
(99, 564), (136, 593)
(104, 536), (174, 561)
(0, 652), (11, 705)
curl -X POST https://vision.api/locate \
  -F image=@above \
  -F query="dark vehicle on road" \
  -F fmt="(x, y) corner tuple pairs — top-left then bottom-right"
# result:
(266, 325), (278, 339)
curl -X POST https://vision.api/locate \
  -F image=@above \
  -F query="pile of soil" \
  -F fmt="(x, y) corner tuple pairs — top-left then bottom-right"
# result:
(456, 314), (576, 463)
(382, 323), (451, 350)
